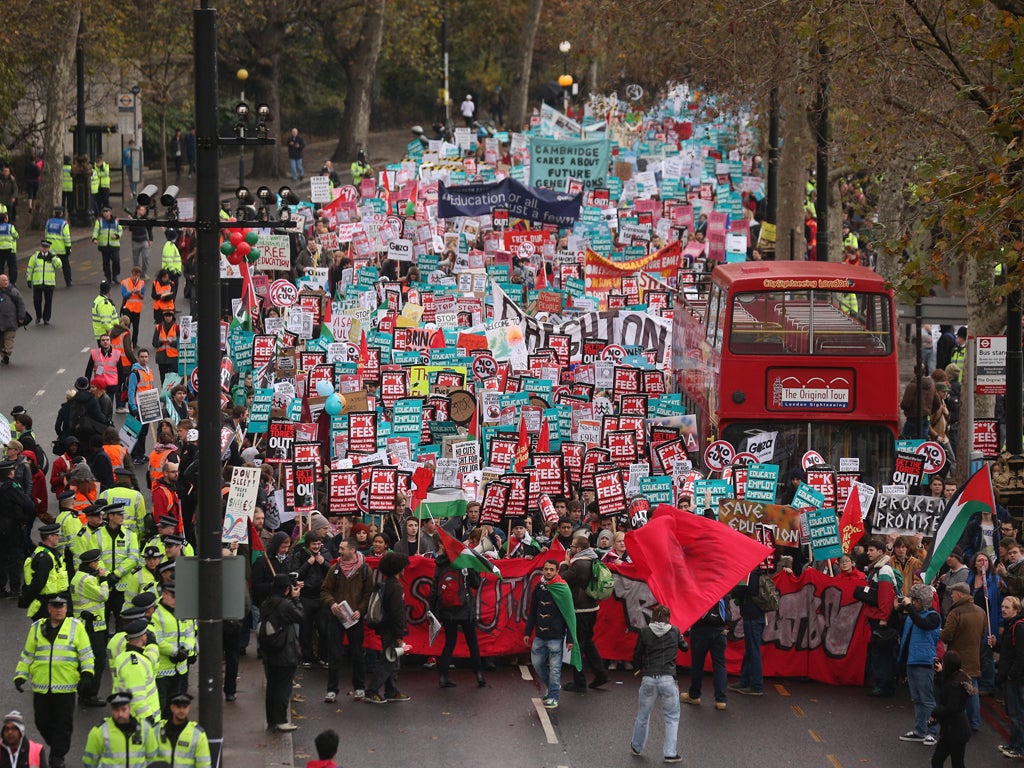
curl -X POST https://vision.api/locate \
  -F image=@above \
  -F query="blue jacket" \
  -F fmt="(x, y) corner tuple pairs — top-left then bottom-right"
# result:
(969, 571), (1003, 637)
(899, 608), (941, 666)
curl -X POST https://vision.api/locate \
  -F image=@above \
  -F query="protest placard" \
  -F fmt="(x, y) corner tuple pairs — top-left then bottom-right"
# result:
(222, 466), (261, 543)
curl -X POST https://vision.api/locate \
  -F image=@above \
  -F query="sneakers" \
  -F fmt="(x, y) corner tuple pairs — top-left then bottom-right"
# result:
(899, 732), (926, 743)
(275, 723), (298, 732)
(364, 693), (386, 705)
(588, 676), (610, 690)
(115, 406), (128, 414)
(922, 735), (937, 747)
(351, 689), (365, 701)
(542, 698), (558, 710)
(562, 682), (587, 693)
(729, 684), (764, 696)
(387, 692), (411, 702)
(630, 744), (642, 757)
(999, 745), (1024, 758)
(664, 757), (682, 764)
(680, 692), (701, 705)
(714, 702), (727, 710)
(422, 657), (438, 669)
(301, 661), (313, 669)
(324, 692), (337, 703)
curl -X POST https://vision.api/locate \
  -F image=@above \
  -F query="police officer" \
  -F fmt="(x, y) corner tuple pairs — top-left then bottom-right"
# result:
(94, 154), (111, 213)
(0, 212), (19, 285)
(91, 281), (119, 344)
(14, 595), (95, 768)
(70, 505), (104, 569)
(82, 692), (161, 768)
(97, 503), (139, 625)
(350, 150), (373, 185)
(124, 545), (161, 604)
(71, 548), (110, 707)
(92, 207), (123, 285)
(109, 619), (161, 724)
(43, 208), (71, 288)
(98, 469), (147, 547)
(54, 490), (82, 574)
(158, 693), (211, 768)
(89, 159), (100, 218)
(151, 582), (195, 717)
(18, 523), (70, 621)
(107, 599), (158, 670)
(160, 229), (182, 299)
(60, 157), (73, 213)
(25, 241), (62, 325)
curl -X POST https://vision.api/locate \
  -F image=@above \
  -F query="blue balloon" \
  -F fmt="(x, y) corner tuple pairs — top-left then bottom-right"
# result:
(324, 393), (343, 416)
(315, 380), (335, 397)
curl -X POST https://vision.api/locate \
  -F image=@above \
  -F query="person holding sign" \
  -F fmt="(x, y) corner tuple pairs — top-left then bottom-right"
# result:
(126, 350), (155, 465)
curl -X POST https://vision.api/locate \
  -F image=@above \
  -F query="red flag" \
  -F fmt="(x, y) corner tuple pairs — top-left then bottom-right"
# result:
(430, 328), (446, 349)
(838, 487), (865, 554)
(248, 517), (267, 566)
(537, 417), (550, 453)
(513, 415), (530, 472)
(534, 261), (547, 290)
(623, 504), (772, 632)
(359, 329), (369, 365)
(410, 466), (433, 511)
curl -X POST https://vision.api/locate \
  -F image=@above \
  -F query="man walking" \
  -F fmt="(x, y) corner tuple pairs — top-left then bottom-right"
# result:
(523, 559), (581, 710)
(157, 692), (210, 768)
(559, 532), (609, 691)
(0, 213), (19, 286)
(25, 242), (60, 326)
(941, 581), (986, 732)
(630, 604), (686, 763)
(70, 548), (110, 707)
(127, 349), (156, 464)
(320, 536), (373, 703)
(287, 128), (305, 182)
(0, 274), (26, 365)
(91, 281), (119, 344)
(82, 692), (161, 768)
(43, 209), (71, 288)
(896, 584), (941, 746)
(681, 598), (730, 710)
(0, 166), (18, 225)
(14, 595), (95, 768)
(0, 710), (47, 768)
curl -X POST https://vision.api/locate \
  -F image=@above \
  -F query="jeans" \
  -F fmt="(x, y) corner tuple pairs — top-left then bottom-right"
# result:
(1006, 680), (1024, 752)
(964, 676), (980, 730)
(906, 664), (937, 736)
(326, 616), (366, 693)
(290, 158), (304, 180)
(739, 618), (765, 691)
(631, 675), (680, 758)
(531, 637), (564, 701)
(688, 624), (728, 702)
(980, 641), (995, 692)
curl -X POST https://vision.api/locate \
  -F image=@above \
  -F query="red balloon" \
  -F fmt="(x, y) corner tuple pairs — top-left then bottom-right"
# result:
(227, 251), (244, 265)
(229, 230), (244, 246)
(235, 242), (251, 259)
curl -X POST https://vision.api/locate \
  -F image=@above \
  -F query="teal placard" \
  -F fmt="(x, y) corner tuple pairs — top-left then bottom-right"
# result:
(639, 475), (673, 505)
(392, 350), (422, 366)
(391, 398), (424, 434)
(248, 388), (274, 434)
(286, 398), (303, 422)
(528, 138), (611, 192)
(522, 377), (553, 398)
(745, 464), (780, 503)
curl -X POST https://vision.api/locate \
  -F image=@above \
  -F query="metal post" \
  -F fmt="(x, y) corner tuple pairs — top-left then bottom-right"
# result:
(239, 83), (246, 189)
(441, 0), (450, 126)
(915, 299), (923, 438)
(1008, 289), (1023, 456)
(193, 4), (224, 763)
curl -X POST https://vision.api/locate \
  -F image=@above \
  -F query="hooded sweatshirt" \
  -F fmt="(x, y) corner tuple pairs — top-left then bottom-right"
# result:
(633, 620), (684, 677)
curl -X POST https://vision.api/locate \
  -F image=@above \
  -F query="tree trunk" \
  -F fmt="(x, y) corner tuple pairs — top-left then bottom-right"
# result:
(776, 82), (813, 260)
(331, 0), (386, 163)
(508, 0), (544, 131)
(160, 110), (168, 192)
(32, 1), (81, 231)
(251, 51), (284, 179)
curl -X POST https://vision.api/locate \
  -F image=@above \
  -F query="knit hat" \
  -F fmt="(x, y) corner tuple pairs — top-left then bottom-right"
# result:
(596, 530), (614, 547)
(949, 546), (965, 563)
(2, 711), (25, 736)
(74, 376), (90, 391)
(949, 582), (970, 596)
(908, 584), (935, 605)
(309, 512), (330, 534)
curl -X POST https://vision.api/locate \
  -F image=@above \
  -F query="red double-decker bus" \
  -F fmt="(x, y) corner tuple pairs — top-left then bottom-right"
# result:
(672, 261), (899, 485)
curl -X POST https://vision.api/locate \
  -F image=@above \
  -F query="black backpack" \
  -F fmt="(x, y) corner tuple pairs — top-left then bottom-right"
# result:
(257, 610), (288, 652)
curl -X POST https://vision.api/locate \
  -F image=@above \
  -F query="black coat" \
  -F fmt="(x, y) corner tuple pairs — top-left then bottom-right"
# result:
(997, 611), (1024, 685)
(430, 561), (480, 623)
(930, 671), (973, 743)
(259, 593), (303, 667)
(376, 576), (407, 644)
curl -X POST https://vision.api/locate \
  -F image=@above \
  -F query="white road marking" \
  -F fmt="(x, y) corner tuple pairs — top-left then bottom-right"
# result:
(34, 390), (45, 398)
(532, 697), (558, 744)
(56, 368), (65, 375)
(80, 347), (90, 353)
(519, 664), (532, 681)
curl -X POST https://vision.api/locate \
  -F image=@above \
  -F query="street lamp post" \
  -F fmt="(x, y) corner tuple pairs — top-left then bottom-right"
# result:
(558, 40), (572, 114)
(237, 68), (248, 188)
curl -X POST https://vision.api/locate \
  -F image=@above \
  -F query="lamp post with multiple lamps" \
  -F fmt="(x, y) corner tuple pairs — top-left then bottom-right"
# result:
(558, 40), (572, 115)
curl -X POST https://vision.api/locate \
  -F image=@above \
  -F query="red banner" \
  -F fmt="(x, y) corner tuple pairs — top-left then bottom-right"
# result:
(361, 552), (869, 687)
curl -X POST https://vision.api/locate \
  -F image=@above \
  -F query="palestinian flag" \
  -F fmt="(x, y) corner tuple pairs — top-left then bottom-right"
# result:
(545, 575), (583, 671)
(414, 488), (467, 519)
(230, 260), (258, 332)
(319, 296), (335, 342)
(923, 467), (995, 582)
(248, 517), (267, 566)
(436, 525), (500, 577)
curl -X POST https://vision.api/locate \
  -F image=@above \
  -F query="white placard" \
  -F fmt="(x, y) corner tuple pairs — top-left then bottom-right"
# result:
(135, 388), (164, 424)
(309, 176), (333, 204)
(222, 466), (261, 543)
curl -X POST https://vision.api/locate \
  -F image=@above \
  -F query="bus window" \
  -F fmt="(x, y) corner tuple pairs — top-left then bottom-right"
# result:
(729, 290), (892, 356)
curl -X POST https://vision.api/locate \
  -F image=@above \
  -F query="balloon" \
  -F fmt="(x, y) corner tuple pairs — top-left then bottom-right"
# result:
(235, 242), (251, 258)
(324, 393), (343, 416)
(315, 380), (335, 397)
(226, 251), (244, 266)
(220, 241), (236, 256)
(245, 249), (260, 263)
(244, 230), (259, 246)
(229, 230), (244, 246)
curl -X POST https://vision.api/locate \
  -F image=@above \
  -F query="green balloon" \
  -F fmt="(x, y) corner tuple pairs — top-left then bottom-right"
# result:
(220, 241), (236, 255)
(244, 231), (259, 246)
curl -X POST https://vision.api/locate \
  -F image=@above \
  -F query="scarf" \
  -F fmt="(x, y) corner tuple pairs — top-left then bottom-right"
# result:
(543, 575), (583, 670)
(337, 551), (365, 579)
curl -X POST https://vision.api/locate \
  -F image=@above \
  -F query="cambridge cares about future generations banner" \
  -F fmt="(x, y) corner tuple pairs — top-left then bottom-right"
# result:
(359, 550), (871, 687)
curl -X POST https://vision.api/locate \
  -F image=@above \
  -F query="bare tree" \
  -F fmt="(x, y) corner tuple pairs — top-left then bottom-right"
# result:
(508, 0), (544, 131)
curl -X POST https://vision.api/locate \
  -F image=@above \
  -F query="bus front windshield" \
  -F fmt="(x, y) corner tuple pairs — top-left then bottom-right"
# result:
(728, 290), (892, 357)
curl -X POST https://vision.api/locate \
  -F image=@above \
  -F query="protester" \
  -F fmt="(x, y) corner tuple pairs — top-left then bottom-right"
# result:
(630, 604), (685, 763)
(997, 595), (1024, 758)
(363, 552), (410, 705)
(431, 549), (485, 689)
(259, 573), (303, 731)
(928, 650), (974, 768)
(559, 532), (609, 692)
(524, 558), (580, 710)
(896, 584), (941, 746)
(940, 582), (986, 732)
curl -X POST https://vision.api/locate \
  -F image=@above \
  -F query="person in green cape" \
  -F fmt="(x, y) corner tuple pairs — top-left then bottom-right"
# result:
(524, 559), (582, 710)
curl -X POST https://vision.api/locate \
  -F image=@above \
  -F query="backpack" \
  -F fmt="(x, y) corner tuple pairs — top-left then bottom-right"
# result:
(752, 573), (781, 612)
(257, 610), (288, 653)
(365, 583), (385, 628)
(438, 569), (468, 609)
(585, 559), (615, 600)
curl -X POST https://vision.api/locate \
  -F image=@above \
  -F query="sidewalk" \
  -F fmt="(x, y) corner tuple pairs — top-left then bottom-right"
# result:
(221, 652), (296, 768)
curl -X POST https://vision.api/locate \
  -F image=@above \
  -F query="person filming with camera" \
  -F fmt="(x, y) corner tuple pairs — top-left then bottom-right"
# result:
(259, 572), (304, 732)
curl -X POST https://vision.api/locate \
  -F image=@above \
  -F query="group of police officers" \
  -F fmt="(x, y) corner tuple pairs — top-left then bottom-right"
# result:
(11, 487), (209, 768)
